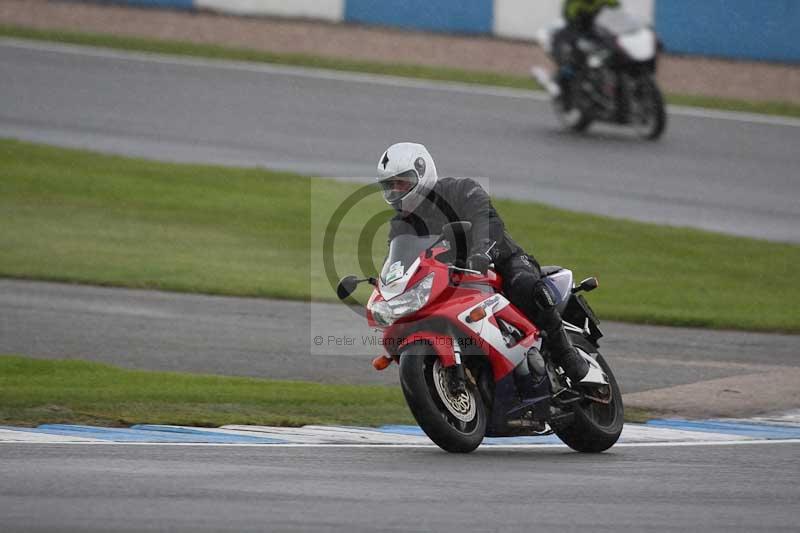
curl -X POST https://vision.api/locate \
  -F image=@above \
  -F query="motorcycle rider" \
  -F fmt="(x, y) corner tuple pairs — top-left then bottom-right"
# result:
(377, 142), (589, 384)
(553, 0), (620, 88)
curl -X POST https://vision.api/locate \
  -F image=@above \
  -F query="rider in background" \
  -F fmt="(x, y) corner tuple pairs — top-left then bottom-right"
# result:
(553, 0), (620, 89)
(377, 142), (590, 383)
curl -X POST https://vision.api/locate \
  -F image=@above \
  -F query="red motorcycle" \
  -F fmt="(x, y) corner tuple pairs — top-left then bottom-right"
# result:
(337, 222), (623, 453)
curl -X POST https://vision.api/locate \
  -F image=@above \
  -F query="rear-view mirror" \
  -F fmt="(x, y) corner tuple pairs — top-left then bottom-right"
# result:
(336, 275), (360, 300)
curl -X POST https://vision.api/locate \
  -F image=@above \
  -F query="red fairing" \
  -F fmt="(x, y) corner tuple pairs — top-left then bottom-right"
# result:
(452, 269), (504, 292)
(368, 250), (539, 382)
(399, 332), (457, 367)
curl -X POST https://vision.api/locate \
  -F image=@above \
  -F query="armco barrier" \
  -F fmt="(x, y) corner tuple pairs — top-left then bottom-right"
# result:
(99, 0), (194, 9)
(195, 0), (344, 22)
(655, 0), (800, 63)
(90, 0), (345, 21)
(345, 0), (494, 35)
(76, 0), (797, 63)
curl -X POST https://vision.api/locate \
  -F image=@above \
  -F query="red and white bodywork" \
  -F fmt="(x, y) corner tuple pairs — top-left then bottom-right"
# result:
(340, 228), (622, 451)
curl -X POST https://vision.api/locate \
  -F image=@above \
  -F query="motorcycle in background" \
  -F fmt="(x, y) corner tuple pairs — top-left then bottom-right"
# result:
(532, 8), (667, 140)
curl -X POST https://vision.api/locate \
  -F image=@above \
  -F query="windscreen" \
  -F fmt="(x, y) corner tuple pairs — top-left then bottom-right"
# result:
(380, 235), (440, 284)
(595, 9), (644, 36)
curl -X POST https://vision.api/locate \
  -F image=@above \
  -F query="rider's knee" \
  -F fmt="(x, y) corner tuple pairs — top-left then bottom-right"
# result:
(532, 279), (558, 311)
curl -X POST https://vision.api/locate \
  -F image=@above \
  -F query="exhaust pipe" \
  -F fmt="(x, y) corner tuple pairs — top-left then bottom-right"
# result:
(531, 66), (561, 98)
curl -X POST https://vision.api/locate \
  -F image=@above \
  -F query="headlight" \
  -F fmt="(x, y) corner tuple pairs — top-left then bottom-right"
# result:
(369, 300), (394, 327)
(369, 273), (435, 326)
(387, 273), (435, 316)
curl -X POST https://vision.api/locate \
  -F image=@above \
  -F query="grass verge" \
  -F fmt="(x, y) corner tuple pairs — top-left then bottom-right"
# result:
(0, 355), (655, 427)
(0, 355), (414, 427)
(2, 24), (800, 119)
(2, 138), (800, 332)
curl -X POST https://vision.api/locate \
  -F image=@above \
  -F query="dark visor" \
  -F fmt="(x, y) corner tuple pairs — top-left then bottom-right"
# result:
(380, 169), (419, 203)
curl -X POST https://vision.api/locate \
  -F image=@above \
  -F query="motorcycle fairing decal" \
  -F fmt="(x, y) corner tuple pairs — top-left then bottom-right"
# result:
(458, 294), (505, 336)
(493, 304), (540, 352)
(380, 257), (421, 301)
(384, 261), (404, 284)
(399, 332), (457, 368)
(458, 295), (539, 381)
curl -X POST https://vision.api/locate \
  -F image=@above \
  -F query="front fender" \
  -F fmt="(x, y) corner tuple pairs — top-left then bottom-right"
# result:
(398, 331), (457, 368)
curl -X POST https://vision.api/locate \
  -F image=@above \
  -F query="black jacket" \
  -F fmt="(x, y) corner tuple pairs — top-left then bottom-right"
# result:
(387, 177), (523, 265)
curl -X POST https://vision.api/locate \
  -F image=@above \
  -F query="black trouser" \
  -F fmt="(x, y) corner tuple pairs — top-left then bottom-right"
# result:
(552, 25), (580, 68)
(496, 253), (563, 335)
(552, 18), (595, 72)
(496, 252), (589, 381)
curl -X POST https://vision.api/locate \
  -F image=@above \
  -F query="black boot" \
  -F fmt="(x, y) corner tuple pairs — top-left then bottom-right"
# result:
(547, 328), (589, 383)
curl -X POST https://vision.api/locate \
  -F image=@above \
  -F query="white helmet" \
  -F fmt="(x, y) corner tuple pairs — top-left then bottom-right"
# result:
(376, 142), (438, 213)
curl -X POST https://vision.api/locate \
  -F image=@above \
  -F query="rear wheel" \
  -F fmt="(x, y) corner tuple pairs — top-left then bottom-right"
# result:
(399, 343), (486, 453)
(632, 76), (667, 140)
(552, 338), (624, 453)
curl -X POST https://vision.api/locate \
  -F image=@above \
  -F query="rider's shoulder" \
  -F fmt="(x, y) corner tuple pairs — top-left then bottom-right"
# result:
(435, 177), (487, 203)
(437, 176), (482, 190)
(451, 177), (488, 197)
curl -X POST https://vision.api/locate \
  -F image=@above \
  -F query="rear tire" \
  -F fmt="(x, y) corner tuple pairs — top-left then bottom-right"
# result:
(399, 343), (486, 453)
(632, 76), (667, 140)
(553, 338), (624, 453)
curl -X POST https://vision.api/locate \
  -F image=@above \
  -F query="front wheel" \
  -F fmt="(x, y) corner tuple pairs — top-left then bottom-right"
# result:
(553, 342), (624, 453)
(399, 343), (486, 453)
(553, 76), (593, 133)
(553, 94), (593, 133)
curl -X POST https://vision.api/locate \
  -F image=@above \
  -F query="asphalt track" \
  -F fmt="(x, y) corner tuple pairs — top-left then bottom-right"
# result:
(2, 37), (800, 532)
(2, 38), (800, 243)
(2, 279), (799, 396)
(1, 442), (798, 532)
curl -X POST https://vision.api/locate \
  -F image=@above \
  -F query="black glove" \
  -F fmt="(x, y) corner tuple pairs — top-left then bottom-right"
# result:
(466, 252), (493, 274)
(466, 239), (498, 274)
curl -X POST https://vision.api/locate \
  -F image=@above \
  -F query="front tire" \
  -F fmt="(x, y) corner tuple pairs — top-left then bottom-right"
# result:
(553, 76), (593, 133)
(399, 343), (486, 453)
(553, 339), (624, 453)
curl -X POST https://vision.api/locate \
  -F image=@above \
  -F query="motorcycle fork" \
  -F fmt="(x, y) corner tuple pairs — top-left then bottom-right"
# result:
(445, 340), (468, 394)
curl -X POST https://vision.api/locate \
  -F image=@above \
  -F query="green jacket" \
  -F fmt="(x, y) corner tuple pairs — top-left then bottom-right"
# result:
(563, 0), (620, 22)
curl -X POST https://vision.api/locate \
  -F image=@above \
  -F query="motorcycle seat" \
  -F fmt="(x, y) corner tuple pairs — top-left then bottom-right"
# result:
(541, 265), (564, 277)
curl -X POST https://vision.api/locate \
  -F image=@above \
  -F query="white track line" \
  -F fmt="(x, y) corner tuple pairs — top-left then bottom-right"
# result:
(3, 37), (799, 128)
(1, 439), (798, 448)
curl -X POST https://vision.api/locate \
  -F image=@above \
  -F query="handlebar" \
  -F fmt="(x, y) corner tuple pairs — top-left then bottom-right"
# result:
(449, 265), (485, 276)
